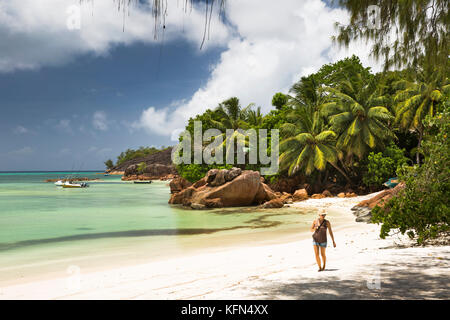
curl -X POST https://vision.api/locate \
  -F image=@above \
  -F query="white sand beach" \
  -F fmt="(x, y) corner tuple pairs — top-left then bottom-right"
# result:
(1, 193), (449, 300)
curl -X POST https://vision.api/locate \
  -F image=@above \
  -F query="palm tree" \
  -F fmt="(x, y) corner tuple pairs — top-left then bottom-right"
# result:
(279, 106), (350, 183)
(289, 75), (327, 112)
(321, 74), (394, 166)
(246, 106), (263, 127)
(210, 97), (254, 131)
(205, 97), (254, 161)
(393, 70), (449, 163)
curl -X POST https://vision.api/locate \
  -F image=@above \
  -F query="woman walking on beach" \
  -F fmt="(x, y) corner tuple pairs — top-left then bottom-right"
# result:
(311, 210), (336, 271)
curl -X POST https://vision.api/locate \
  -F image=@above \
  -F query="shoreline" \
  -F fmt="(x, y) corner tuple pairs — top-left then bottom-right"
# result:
(1, 192), (448, 300)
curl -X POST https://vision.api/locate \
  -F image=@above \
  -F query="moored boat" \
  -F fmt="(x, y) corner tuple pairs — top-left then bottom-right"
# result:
(62, 181), (89, 188)
(133, 180), (152, 184)
(383, 177), (399, 188)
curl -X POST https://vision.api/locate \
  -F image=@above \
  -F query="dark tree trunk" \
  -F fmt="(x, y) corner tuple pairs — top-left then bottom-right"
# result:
(330, 162), (352, 185)
(322, 169), (329, 186)
(416, 127), (424, 165)
(316, 171), (323, 193)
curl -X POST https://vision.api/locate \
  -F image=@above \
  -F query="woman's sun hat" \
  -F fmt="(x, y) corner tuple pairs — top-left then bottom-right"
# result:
(318, 208), (327, 216)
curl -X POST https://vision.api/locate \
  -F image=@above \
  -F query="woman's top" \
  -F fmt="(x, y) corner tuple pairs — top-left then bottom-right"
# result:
(314, 219), (328, 243)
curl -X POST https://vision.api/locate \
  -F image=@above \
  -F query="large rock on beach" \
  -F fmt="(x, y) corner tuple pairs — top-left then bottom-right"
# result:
(292, 188), (308, 202)
(351, 183), (406, 223)
(322, 190), (333, 197)
(279, 192), (293, 204)
(169, 177), (192, 194)
(260, 198), (284, 209)
(169, 168), (277, 209)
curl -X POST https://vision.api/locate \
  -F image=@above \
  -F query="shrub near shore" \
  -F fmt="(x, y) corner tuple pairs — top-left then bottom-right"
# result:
(372, 103), (450, 244)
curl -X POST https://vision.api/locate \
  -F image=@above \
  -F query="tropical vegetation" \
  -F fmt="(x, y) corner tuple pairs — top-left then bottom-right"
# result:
(105, 146), (169, 168)
(172, 53), (448, 243)
(105, 1), (449, 243)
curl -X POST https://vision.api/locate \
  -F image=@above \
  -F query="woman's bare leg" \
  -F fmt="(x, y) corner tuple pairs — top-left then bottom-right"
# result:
(320, 246), (326, 270)
(313, 245), (321, 271)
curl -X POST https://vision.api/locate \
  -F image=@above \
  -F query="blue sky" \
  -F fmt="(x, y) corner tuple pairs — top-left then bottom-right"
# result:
(0, 42), (223, 170)
(0, 0), (378, 171)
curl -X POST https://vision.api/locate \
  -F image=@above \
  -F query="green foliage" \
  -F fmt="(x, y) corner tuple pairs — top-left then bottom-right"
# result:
(116, 146), (166, 166)
(335, 0), (449, 71)
(246, 106), (263, 127)
(137, 162), (147, 174)
(279, 106), (340, 176)
(272, 92), (288, 110)
(261, 105), (293, 131)
(371, 102), (450, 244)
(176, 97), (268, 175)
(214, 97), (255, 131)
(362, 144), (408, 189)
(321, 70), (394, 162)
(265, 173), (280, 184)
(313, 55), (372, 88)
(104, 159), (114, 170)
(172, 54), (446, 210)
(393, 69), (449, 163)
(362, 153), (395, 188)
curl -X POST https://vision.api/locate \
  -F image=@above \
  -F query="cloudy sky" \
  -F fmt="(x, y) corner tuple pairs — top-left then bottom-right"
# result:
(0, 0), (380, 171)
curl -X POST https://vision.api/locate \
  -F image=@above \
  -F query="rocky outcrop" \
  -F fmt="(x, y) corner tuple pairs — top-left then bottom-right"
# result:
(122, 163), (177, 181)
(206, 167), (242, 187)
(292, 188), (309, 201)
(160, 173), (177, 181)
(169, 168), (277, 209)
(169, 177), (192, 194)
(204, 198), (224, 208)
(351, 207), (373, 223)
(106, 147), (178, 181)
(260, 198), (284, 209)
(44, 177), (99, 183)
(356, 183), (405, 209)
(322, 190), (333, 197)
(278, 192), (293, 204)
(337, 191), (357, 198)
(107, 171), (124, 175)
(193, 177), (207, 188)
(108, 147), (174, 172)
(351, 183), (406, 223)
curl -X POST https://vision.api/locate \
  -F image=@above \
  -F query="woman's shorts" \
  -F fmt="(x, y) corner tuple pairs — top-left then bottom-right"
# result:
(312, 241), (327, 247)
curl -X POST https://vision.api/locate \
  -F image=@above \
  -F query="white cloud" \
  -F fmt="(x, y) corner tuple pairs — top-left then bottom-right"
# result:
(92, 111), (108, 131)
(2, 0), (383, 140)
(0, 0), (229, 72)
(13, 125), (28, 134)
(135, 0), (382, 137)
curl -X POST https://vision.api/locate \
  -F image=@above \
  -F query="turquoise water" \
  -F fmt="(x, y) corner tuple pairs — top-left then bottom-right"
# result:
(0, 172), (317, 285)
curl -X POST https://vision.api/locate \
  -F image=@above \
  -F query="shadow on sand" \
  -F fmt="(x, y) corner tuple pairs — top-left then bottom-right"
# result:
(253, 249), (450, 299)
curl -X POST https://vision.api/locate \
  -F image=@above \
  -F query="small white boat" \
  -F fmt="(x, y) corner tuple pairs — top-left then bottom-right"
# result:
(62, 181), (89, 188)
(54, 180), (64, 186)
